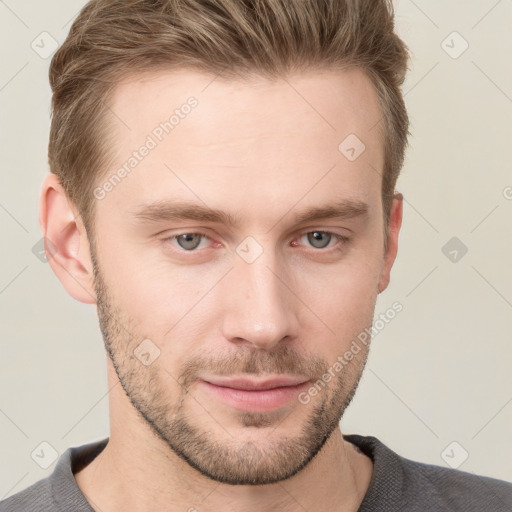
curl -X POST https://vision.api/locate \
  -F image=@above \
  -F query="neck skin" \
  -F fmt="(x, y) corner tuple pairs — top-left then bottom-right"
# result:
(75, 360), (374, 512)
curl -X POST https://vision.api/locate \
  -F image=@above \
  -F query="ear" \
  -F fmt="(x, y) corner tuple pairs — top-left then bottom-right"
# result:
(38, 173), (97, 304)
(377, 192), (403, 294)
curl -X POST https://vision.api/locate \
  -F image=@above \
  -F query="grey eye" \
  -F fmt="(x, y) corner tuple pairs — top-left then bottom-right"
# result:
(306, 231), (332, 249)
(176, 233), (204, 250)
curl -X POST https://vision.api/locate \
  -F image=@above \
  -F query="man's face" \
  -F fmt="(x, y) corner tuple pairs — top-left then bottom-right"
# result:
(89, 67), (395, 485)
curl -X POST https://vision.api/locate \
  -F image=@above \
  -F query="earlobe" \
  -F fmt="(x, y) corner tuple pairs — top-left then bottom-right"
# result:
(377, 192), (403, 294)
(39, 173), (97, 304)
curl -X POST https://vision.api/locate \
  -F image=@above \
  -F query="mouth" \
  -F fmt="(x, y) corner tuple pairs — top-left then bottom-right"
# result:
(198, 375), (311, 413)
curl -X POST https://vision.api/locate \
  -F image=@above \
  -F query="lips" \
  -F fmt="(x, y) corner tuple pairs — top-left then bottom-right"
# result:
(198, 375), (311, 413)
(203, 375), (310, 391)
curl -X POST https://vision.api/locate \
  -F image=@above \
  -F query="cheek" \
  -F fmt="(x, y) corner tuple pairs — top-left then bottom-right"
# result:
(106, 260), (225, 365)
(289, 250), (381, 345)
(99, 237), (216, 316)
(307, 271), (377, 327)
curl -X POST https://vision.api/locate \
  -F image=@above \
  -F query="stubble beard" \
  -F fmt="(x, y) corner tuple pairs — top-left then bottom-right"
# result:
(90, 249), (370, 485)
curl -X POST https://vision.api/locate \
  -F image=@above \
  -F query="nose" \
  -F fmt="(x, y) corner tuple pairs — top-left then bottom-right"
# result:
(220, 247), (299, 351)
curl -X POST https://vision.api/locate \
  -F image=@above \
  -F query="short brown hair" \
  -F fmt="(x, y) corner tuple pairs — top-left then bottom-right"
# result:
(48, 0), (409, 245)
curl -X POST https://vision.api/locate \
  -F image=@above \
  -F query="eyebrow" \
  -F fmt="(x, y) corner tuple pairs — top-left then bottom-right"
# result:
(130, 198), (369, 227)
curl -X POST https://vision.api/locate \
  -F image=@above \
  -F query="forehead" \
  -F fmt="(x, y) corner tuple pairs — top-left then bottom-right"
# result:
(98, 67), (385, 223)
(108, 66), (383, 147)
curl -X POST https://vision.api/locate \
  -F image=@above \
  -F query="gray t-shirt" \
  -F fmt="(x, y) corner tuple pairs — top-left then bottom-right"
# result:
(1, 434), (511, 511)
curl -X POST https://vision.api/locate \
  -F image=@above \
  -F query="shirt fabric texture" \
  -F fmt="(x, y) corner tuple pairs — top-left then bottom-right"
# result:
(1, 434), (511, 511)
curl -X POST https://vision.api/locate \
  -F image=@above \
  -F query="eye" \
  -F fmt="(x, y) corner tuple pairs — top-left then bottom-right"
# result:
(297, 231), (349, 250)
(163, 230), (349, 253)
(170, 232), (210, 251)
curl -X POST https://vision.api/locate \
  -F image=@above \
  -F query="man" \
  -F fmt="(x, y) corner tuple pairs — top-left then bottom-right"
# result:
(1, 0), (511, 510)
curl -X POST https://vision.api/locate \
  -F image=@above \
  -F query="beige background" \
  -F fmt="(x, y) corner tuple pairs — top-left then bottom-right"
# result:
(1, 0), (511, 498)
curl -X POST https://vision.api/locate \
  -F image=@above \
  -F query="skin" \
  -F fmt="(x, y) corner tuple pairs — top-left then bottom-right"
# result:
(40, 67), (403, 511)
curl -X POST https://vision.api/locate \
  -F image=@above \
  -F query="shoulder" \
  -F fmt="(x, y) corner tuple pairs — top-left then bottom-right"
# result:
(0, 438), (108, 512)
(344, 433), (512, 511)
(401, 454), (512, 510)
(0, 476), (54, 512)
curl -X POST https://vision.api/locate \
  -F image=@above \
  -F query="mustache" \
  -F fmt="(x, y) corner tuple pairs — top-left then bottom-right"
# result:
(177, 345), (328, 389)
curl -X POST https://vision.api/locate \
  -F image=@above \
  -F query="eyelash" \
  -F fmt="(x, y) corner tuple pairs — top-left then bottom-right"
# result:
(164, 230), (350, 252)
